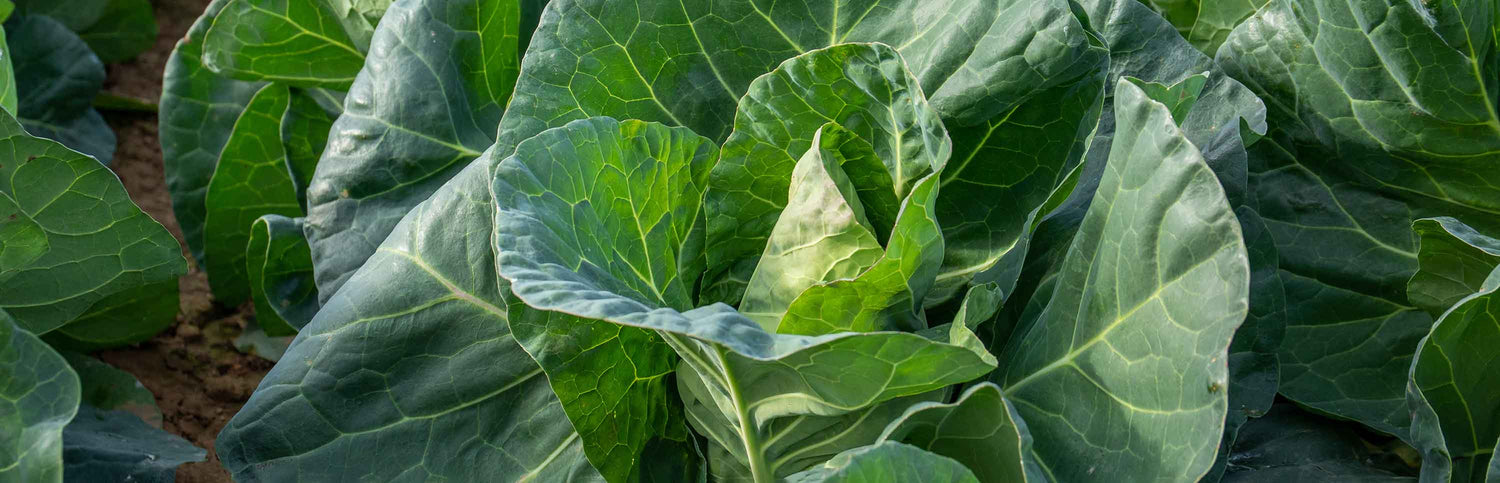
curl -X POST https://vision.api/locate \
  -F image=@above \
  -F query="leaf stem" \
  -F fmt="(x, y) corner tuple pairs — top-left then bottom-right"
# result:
(718, 347), (774, 482)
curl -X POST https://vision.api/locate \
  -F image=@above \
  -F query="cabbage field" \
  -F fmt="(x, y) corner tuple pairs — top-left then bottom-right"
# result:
(3, 0), (1499, 481)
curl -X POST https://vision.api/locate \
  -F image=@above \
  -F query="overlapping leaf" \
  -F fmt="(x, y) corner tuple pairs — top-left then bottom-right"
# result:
(1217, 0), (1500, 436)
(877, 382), (1044, 482)
(494, 118), (997, 482)
(1409, 217), (1500, 317)
(782, 442), (979, 483)
(202, 0), (367, 89)
(1221, 403), (1418, 482)
(991, 79), (1249, 482)
(1407, 265), (1500, 483)
(246, 215), (318, 335)
(0, 110), (185, 335)
(6, 14), (114, 164)
(217, 160), (598, 481)
(0, 310), (80, 482)
(303, 0), (526, 298)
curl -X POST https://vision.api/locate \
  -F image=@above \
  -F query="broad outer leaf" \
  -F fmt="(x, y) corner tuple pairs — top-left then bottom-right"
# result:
(783, 441), (979, 483)
(1407, 266), (1500, 483)
(6, 14), (115, 164)
(246, 215), (318, 335)
(993, 80), (1249, 482)
(492, 118), (712, 481)
(61, 353), (160, 427)
(10, 0), (104, 31)
(1217, 0), (1500, 436)
(1137, 0), (1268, 53)
(495, 121), (997, 482)
(217, 161), (599, 481)
(739, 126), (885, 330)
(75, 0), (157, 63)
(304, 0), (523, 299)
(878, 382), (1044, 482)
(160, 0), (266, 265)
(1221, 403), (1417, 482)
(0, 110), (186, 335)
(203, 83), (303, 306)
(1409, 217), (1500, 317)
(0, 310), (80, 483)
(61, 405), (206, 483)
(202, 0), (367, 89)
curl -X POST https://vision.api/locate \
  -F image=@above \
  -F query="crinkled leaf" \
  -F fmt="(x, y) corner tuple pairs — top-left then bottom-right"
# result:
(75, 0), (157, 63)
(60, 353), (160, 427)
(1137, 0), (1268, 53)
(783, 441), (978, 483)
(160, 0), (266, 265)
(878, 382), (1044, 483)
(246, 215), (317, 335)
(202, 0), (367, 89)
(1407, 266), (1500, 483)
(217, 161), (598, 481)
(492, 118), (712, 481)
(0, 109), (185, 335)
(0, 310), (79, 482)
(61, 405), (206, 483)
(992, 80), (1249, 482)
(739, 125), (885, 330)
(1409, 217), (1500, 317)
(203, 83), (303, 305)
(6, 14), (114, 164)
(1217, 0), (1500, 436)
(1221, 403), (1417, 482)
(304, 0), (523, 299)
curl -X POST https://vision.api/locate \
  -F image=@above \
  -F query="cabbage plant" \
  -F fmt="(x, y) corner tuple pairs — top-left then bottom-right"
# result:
(157, 0), (1500, 481)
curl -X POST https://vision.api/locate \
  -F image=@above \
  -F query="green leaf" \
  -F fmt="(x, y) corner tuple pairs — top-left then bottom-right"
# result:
(0, 109), (185, 335)
(160, 0), (266, 265)
(1126, 73), (1208, 124)
(0, 310), (80, 482)
(230, 319), (292, 362)
(61, 405), (206, 482)
(1217, 0), (1500, 436)
(246, 215), (317, 335)
(40, 279), (179, 351)
(738, 125), (886, 331)
(217, 161), (599, 482)
(706, 43), (950, 304)
(203, 83), (303, 306)
(783, 442), (979, 483)
(1409, 217), (1500, 317)
(494, 117), (714, 482)
(60, 353), (160, 427)
(1407, 266), (1500, 483)
(7, 14), (114, 164)
(1136, 0), (1268, 53)
(0, 25), (15, 114)
(201, 0), (367, 89)
(991, 79), (1249, 482)
(90, 93), (156, 113)
(1221, 403), (1417, 482)
(877, 382), (1044, 483)
(495, 119), (998, 482)
(304, 0), (523, 298)
(75, 0), (157, 63)
(777, 175), (943, 335)
(12, 0), (105, 31)
(281, 87), (338, 211)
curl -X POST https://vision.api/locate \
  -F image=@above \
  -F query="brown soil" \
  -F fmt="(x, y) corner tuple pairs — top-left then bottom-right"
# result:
(88, 0), (273, 481)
